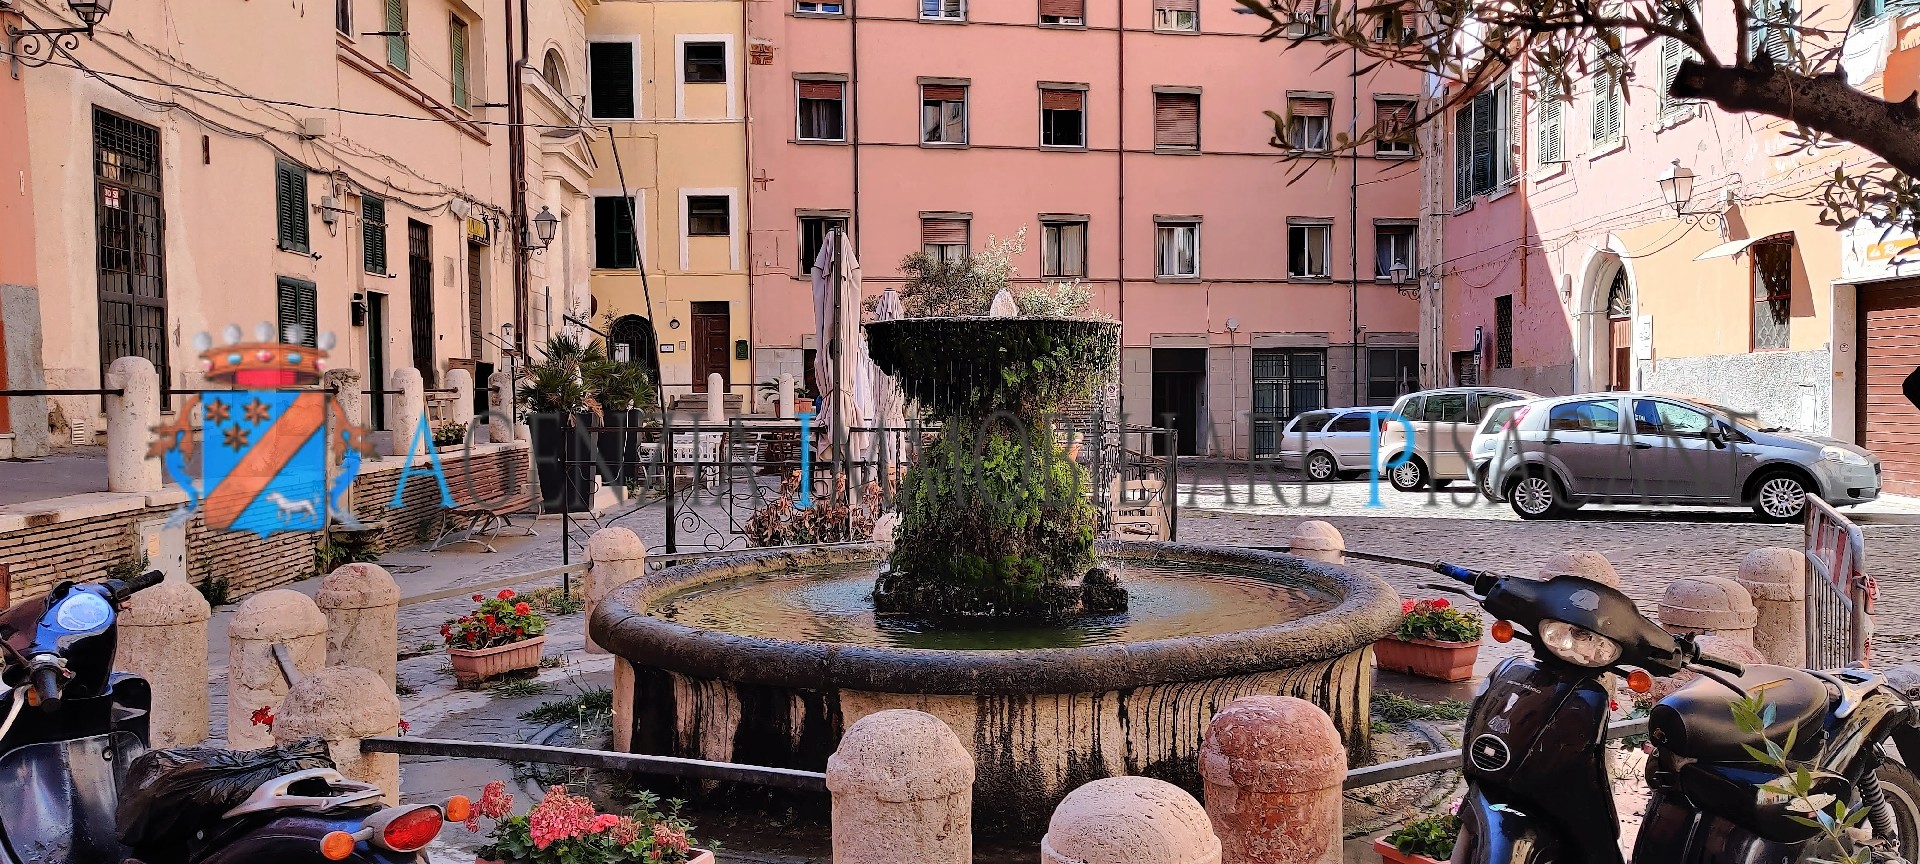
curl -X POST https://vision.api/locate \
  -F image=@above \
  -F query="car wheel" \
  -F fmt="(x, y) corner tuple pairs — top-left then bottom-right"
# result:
(1389, 458), (1429, 492)
(1751, 472), (1810, 522)
(1508, 471), (1564, 519)
(1305, 451), (1339, 482)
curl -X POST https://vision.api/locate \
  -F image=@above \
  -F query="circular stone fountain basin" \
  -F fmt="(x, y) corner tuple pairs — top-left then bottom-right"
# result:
(591, 540), (1399, 836)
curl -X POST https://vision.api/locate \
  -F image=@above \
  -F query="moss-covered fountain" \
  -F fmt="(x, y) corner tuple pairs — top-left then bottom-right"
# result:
(591, 300), (1400, 836)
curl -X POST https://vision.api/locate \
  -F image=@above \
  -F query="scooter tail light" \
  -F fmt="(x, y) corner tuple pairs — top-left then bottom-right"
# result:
(319, 831), (358, 861)
(378, 805), (445, 853)
(445, 794), (473, 823)
(1491, 620), (1515, 643)
(1627, 669), (1654, 694)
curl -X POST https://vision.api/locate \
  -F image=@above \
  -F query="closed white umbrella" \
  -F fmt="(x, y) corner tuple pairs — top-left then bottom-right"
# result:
(866, 287), (908, 471)
(810, 229), (865, 468)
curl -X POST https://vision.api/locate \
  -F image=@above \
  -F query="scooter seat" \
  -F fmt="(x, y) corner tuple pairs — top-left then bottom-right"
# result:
(1649, 664), (1829, 765)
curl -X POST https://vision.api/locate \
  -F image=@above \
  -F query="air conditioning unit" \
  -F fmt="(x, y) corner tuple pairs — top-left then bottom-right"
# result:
(298, 117), (329, 139)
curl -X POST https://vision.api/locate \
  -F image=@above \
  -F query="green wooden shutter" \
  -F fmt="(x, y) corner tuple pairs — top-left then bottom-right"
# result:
(1537, 73), (1564, 166)
(276, 278), (318, 347)
(1470, 89), (1494, 195)
(450, 16), (469, 109)
(1454, 102), (1472, 206)
(363, 196), (388, 274)
(385, 0), (409, 72)
(1591, 66), (1620, 146)
(589, 42), (635, 118)
(276, 162), (310, 253)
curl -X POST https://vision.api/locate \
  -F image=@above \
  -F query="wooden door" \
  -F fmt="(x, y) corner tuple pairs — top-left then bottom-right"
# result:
(467, 241), (484, 359)
(1609, 317), (1632, 391)
(408, 220), (435, 385)
(1151, 348), (1206, 456)
(691, 302), (730, 392)
(1859, 281), (1920, 494)
(368, 293), (389, 430)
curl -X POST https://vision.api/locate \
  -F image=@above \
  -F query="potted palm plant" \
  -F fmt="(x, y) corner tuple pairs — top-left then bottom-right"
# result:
(1374, 598), (1484, 682)
(586, 357), (656, 488)
(518, 335), (598, 512)
(442, 589), (547, 685)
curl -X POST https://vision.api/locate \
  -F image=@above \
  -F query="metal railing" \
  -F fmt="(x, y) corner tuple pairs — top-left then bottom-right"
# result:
(359, 737), (827, 793)
(1806, 497), (1872, 669)
(1345, 717), (1648, 789)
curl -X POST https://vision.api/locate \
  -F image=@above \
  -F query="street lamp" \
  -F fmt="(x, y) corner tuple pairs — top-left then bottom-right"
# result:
(7, 0), (114, 75)
(1657, 160), (1696, 216)
(529, 206), (559, 252)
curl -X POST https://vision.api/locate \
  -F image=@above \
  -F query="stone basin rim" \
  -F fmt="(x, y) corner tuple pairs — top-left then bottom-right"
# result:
(589, 540), (1400, 696)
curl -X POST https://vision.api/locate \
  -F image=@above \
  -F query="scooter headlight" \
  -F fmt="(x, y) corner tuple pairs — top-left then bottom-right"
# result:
(1539, 619), (1623, 668)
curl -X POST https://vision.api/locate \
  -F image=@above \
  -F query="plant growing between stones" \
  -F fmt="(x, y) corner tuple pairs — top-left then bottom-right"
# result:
(197, 575), (231, 607)
(313, 533), (380, 575)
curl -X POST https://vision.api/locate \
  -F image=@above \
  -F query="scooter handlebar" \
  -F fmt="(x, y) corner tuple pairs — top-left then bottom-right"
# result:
(30, 665), (61, 711)
(1693, 650), (1747, 677)
(111, 570), (165, 603)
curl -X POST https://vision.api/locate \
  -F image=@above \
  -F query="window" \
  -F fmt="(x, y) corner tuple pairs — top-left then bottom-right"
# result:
(94, 108), (170, 409)
(1473, 392), (1513, 422)
(1288, 221), (1331, 278)
(542, 50), (567, 95)
(1856, 0), (1920, 23)
(1287, 96), (1332, 151)
(1372, 7), (1415, 42)
(363, 196), (388, 274)
(1752, 240), (1792, 350)
(1368, 348), (1420, 402)
(1253, 349), (1327, 424)
(1041, 220), (1087, 277)
(1453, 81), (1511, 204)
(1153, 91), (1200, 150)
(921, 0), (964, 21)
(688, 196), (730, 237)
(1659, 4), (1700, 121)
(590, 41), (637, 119)
(1494, 295), (1513, 368)
(1375, 99), (1414, 156)
(1156, 221), (1199, 277)
(337, 0), (351, 35)
(798, 79), (847, 141)
(921, 216), (970, 262)
(594, 195), (638, 269)
(1040, 0), (1084, 25)
(449, 16), (471, 110)
(277, 278), (318, 348)
(1748, 0), (1797, 61)
(800, 215), (847, 276)
(1041, 88), (1086, 147)
(1547, 399), (1622, 433)
(1288, 411), (1333, 434)
(1536, 69), (1565, 167)
(383, 0), (408, 71)
(276, 161), (310, 254)
(1633, 400), (1713, 436)
(1592, 45), (1623, 147)
(1292, 1), (1330, 34)
(797, 1), (844, 13)
(684, 42), (727, 84)
(1374, 223), (1416, 280)
(921, 83), (967, 144)
(1419, 392), (1469, 422)
(1154, 0), (1198, 31)
(1329, 413), (1375, 433)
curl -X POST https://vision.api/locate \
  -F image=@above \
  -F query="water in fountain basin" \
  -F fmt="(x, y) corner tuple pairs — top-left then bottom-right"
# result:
(649, 560), (1333, 650)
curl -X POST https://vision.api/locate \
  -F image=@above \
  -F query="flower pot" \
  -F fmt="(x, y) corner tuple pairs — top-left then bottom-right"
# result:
(448, 634), (547, 685)
(794, 397), (816, 416)
(475, 850), (713, 864)
(529, 411), (597, 512)
(1374, 636), (1480, 682)
(1374, 837), (1448, 864)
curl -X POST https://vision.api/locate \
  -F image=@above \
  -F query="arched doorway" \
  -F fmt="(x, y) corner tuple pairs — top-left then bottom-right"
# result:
(1605, 269), (1632, 390)
(610, 315), (656, 366)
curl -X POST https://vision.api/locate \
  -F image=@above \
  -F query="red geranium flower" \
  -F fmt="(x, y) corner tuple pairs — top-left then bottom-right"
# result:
(1401, 600), (1416, 614)
(1432, 598), (1451, 609)
(440, 624), (452, 637)
(498, 589), (516, 600)
(514, 602), (531, 616)
(483, 614), (496, 626)
(250, 706), (275, 728)
(472, 594), (485, 602)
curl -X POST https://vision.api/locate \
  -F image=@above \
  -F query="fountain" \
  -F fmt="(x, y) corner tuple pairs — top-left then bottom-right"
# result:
(591, 312), (1400, 835)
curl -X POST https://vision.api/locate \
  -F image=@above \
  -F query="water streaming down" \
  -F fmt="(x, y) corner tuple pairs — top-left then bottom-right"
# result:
(649, 559), (1334, 650)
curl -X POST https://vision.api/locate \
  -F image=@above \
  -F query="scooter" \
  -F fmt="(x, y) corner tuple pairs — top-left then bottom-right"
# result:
(0, 571), (465, 864)
(1416, 560), (1920, 864)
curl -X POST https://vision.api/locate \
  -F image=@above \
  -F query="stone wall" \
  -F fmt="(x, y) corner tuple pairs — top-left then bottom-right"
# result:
(351, 443), (532, 552)
(1639, 348), (1831, 434)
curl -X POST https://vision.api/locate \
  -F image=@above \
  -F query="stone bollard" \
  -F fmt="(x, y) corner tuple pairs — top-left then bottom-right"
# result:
(445, 368), (475, 432)
(1201, 696), (1344, 864)
(1658, 575), (1758, 649)
(1042, 776), (1221, 864)
(228, 590), (328, 750)
(1290, 521), (1344, 565)
(1535, 550), (1620, 587)
(1736, 548), (1808, 667)
(585, 527), (647, 655)
(106, 356), (162, 492)
(117, 572), (213, 747)
(488, 371), (515, 442)
(706, 373), (727, 424)
(826, 709), (974, 864)
(778, 373), (796, 419)
(386, 367), (425, 457)
(323, 368), (366, 469)
(315, 563), (402, 687)
(273, 665), (403, 804)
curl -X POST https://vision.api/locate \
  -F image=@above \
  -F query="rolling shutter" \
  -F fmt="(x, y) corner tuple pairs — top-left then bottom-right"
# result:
(1376, 100), (1412, 135)
(922, 84), (966, 102)
(1155, 0), (1198, 10)
(920, 218), (969, 246)
(798, 80), (843, 100)
(1040, 0), (1084, 16)
(276, 161), (309, 254)
(1042, 89), (1083, 111)
(1289, 97), (1331, 116)
(1858, 282), (1920, 494)
(1154, 92), (1199, 149)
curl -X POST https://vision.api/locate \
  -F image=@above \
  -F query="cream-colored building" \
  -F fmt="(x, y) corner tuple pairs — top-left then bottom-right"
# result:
(14, 0), (592, 437)
(584, 0), (751, 407)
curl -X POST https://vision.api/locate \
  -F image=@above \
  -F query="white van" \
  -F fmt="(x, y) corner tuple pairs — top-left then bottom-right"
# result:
(1379, 387), (1538, 491)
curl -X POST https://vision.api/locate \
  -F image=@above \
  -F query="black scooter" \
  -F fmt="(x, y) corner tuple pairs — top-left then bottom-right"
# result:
(1421, 561), (1920, 864)
(0, 572), (458, 864)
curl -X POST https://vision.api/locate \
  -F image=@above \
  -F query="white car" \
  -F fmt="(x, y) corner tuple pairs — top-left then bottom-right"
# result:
(1276, 407), (1396, 482)
(1469, 398), (1538, 497)
(1378, 387), (1539, 491)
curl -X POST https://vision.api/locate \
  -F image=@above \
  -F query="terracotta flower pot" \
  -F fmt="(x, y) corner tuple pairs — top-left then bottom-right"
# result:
(794, 397), (816, 416)
(448, 634), (547, 685)
(475, 850), (713, 864)
(1374, 636), (1480, 682)
(1375, 836), (1449, 864)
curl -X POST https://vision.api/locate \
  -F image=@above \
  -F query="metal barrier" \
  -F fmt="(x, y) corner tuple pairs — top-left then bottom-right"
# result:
(1806, 497), (1873, 668)
(360, 736), (827, 792)
(1345, 717), (1648, 789)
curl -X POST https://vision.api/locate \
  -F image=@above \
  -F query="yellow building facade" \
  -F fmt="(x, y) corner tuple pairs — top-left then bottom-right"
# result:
(585, 0), (751, 407)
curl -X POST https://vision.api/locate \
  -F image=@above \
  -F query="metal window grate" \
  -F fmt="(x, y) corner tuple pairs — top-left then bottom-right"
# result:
(94, 108), (170, 410)
(1251, 349), (1327, 457)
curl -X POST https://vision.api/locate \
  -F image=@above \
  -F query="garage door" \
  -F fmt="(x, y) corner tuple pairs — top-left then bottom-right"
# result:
(1858, 280), (1920, 495)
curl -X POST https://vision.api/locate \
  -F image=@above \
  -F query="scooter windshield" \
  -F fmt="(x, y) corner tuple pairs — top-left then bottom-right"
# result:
(0, 733), (142, 864)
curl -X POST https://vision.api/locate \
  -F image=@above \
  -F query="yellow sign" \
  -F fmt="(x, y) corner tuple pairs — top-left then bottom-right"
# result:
(467, 217), (491, 246)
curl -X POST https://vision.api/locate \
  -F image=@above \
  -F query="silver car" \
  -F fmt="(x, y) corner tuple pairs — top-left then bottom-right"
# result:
(1276, 408), (1395, 481)
(1378, 386), (1539, 491)
(1483, 392), (1881, 521)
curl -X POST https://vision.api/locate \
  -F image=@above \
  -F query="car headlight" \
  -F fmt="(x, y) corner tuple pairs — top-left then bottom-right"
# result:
(1539, 620), (1623, 668)
(1821, 446), (1871, 467)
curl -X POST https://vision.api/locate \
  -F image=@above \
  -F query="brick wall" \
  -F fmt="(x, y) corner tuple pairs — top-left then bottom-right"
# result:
(352, 444), (532, 552)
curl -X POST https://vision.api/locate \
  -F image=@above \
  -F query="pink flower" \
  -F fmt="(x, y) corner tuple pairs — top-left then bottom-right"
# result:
(527, 786), (598, 850)
(1401, 600), (1416, 614)
(514, 602), (532, 616)
(473, 594), (485, 602)
(653, 823), (690, 854)
(476, 780), (514, 820)
(590, 813), (622, 833)
(610, 817), (643, 847)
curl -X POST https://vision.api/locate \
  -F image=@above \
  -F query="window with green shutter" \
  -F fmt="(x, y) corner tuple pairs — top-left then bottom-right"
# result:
(363, 196), (388, 274)
(1536, 69), (1565, 167)
(385, 0), (409, 72)
(589, 42), (636, 119)
(276, 277), (319, 347)
(1591, 36), (1623, 147)
(276, 161), (310, 253)
(450, 15), (470, 109)
(1659, 3), (1700, 122)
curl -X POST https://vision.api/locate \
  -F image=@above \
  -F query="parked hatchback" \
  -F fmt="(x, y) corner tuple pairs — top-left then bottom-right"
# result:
(1276, 407), (1396, 481)
(1470, 398), (1539, 496)
(1484, 392), (1880, 521)
(1378, 387), (1539, 491)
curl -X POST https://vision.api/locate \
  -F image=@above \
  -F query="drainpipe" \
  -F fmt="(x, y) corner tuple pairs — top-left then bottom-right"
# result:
(506, 0), (529, 354)
(741, 0), (754, 398)
(1348, 25), (1360, 407)
(1116, 1), (1127, 423)
(850, 0), (862, 258)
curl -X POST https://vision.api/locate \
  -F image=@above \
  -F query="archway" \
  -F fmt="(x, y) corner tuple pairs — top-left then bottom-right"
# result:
(1575, 249), (1636, 392)
(610, 314), (657, 367)
(1604, 269), (1632, 391)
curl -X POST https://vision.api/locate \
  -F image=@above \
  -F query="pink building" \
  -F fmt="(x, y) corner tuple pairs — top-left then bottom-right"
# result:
(744, 0), (1422, 456)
